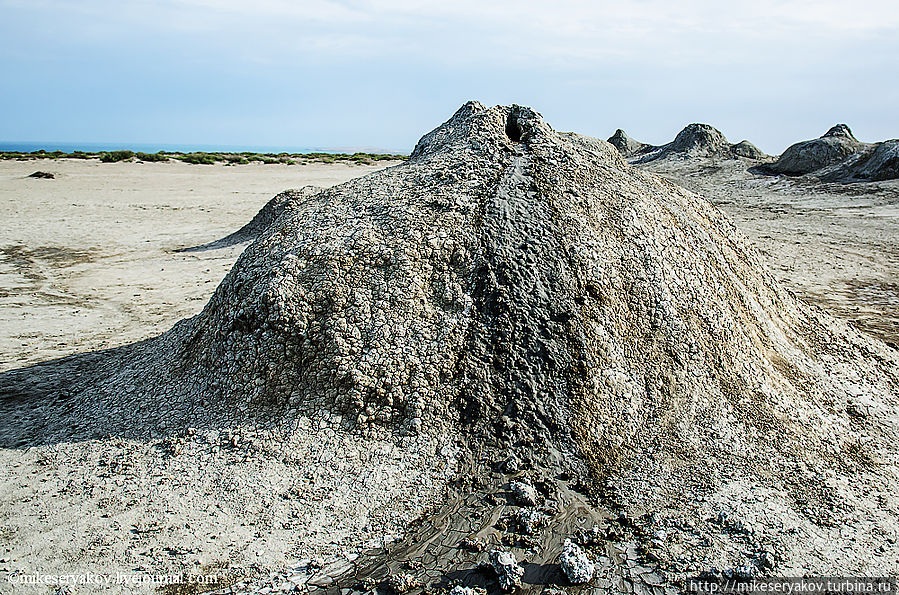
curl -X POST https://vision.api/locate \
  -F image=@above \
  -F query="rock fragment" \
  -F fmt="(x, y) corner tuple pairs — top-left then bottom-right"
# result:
(488, 549), (524, 592)
(514, 508), (547, 535)
(384, 572), (421, 593)
(509, 480), (538, 506)
(559, 539), (595, 584)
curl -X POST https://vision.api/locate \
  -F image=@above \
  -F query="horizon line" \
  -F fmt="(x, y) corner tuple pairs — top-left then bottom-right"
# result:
(0, 140), (411, 156)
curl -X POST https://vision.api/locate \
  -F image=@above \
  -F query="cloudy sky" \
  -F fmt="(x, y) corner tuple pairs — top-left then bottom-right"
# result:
(2, 0), (898, 153)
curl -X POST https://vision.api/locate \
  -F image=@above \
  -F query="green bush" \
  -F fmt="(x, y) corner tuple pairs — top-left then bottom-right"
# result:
(99, 150), (134, 163)
(179, 153), (217, 165)
(135, 152), (169, 162)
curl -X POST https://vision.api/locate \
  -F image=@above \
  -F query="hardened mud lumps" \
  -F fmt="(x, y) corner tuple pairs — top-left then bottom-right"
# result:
(3, 103), (898, 586)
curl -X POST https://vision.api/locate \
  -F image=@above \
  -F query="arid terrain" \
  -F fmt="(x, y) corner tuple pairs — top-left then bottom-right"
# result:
(0, 159), (396, 371)
(3, 150), (896, 375)
(639, 158), (899, 347)
(0, 106), (897, 595)
(0, 159), (402, 593)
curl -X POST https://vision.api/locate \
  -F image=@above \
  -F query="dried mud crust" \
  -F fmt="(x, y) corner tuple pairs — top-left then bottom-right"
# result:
(636, 156), (899, 346)
(2, 103), (899, 594)
(176, 186), (324, 253)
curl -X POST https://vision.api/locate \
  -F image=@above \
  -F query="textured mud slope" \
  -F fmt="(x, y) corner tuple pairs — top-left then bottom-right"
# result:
(177, 186), (322, 252)
(2, 103), (899, 592)
(629, 123), (766, 163)
(765, 124), (867, 176)
(819, 139), (899, 182)
(606, 129), (650, 158)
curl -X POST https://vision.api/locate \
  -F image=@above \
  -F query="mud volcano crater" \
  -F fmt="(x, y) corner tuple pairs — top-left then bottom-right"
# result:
(2, 102), (898, 590)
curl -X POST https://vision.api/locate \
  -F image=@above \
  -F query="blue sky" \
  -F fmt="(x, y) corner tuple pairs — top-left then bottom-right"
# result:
(1, 0), (898, 154)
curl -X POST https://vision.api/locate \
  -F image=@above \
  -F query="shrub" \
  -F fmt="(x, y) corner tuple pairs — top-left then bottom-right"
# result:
(99, 150), (134, 163)
(179, 153), (217, 165)
(135, 152), (169, 162)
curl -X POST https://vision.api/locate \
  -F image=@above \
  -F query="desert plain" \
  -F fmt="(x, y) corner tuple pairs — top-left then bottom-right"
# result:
(0, 110), (898, 594)
(2, 154), (896, 375)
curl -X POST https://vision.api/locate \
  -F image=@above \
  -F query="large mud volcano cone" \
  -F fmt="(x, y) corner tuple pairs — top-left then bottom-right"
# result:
(3, 102), (899, 581)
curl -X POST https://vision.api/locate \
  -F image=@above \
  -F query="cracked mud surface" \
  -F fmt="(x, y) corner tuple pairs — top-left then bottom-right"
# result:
(638, 158), (899, 347)
(1, 105), (898, 595)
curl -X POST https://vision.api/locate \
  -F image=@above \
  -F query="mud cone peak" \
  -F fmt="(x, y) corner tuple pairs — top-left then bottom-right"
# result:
(823, 123), (857, 140)
(2, 102), (898, 585)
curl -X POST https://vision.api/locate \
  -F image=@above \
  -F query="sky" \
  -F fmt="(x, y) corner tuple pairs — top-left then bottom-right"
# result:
(1, 0), (898, 154)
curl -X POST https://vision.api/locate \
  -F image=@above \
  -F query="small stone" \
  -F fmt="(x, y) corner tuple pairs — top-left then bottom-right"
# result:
(488, 549), (524, 592)
(515, 509), (546, 535)
(501, 455), (521, 473)
(384, 572), (421, 593)
(459, 537), (485, 552)
(509, 480), (538, 506)
(559, 539), (594, 584)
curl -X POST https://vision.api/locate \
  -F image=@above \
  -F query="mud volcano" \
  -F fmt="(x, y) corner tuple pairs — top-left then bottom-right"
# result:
(606, 129), (650, 158)
(2, 102), (898, 591)
(629, 123), (766, 163)
(765, 124), (867, 176)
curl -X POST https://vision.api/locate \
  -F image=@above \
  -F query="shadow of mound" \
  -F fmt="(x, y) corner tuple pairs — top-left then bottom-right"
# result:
(174, 230), (255, 253)
(747, 164), (782, 177)
(0, 325), (273, 449)
(0, 342), (148, 448)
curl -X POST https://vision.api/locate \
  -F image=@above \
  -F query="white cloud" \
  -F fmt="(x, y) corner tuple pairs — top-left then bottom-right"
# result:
(6, 0), (897, 65)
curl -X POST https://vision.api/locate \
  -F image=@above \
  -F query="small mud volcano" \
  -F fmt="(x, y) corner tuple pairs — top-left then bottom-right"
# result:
(606, 129), (650, 158)
(176, 186), (322, 252)
(631, 123), (767, 163)
(764, 124), (867, 175)
(2, 103), (898, 593)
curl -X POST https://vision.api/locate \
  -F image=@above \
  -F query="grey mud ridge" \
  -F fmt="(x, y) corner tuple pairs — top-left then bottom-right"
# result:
(2, 103), (898, 594)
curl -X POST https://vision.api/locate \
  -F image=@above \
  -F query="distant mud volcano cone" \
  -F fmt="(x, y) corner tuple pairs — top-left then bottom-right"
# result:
(731, 139), (765, 159)
(632, 123), (767, 163)
(3, 103), (898, 580)
(767, 123), (867, 175)
(606, 129), (650, 157)
(668, 123), (731, 156)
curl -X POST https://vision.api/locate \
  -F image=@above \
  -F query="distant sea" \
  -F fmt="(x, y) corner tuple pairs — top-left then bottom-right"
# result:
(0, 141), (406, 155)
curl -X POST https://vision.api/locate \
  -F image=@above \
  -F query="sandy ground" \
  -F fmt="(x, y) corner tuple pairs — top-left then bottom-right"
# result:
(638, 159), (899, 347)
(1, 156), (897, 593)
(0, 159), (396, 372)
(0, 159), (406, 593)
